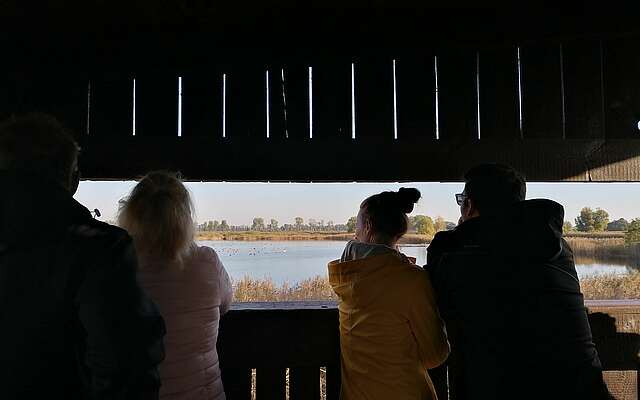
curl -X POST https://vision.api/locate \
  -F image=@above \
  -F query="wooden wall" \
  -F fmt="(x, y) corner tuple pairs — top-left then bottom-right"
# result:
(1, 4), (640, 181)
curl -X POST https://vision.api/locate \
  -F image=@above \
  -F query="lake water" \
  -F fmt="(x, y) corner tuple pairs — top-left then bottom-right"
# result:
(198, 240), (633, 285)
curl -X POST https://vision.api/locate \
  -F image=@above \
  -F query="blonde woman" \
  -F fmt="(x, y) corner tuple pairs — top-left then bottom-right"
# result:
(118, 171), (232, 400)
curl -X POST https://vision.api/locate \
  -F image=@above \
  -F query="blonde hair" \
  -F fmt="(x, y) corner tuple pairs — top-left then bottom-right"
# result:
(118, 171), (195, 267)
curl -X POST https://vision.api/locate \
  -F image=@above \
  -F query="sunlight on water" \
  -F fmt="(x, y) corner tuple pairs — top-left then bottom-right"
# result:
(198, 240), (631, 285)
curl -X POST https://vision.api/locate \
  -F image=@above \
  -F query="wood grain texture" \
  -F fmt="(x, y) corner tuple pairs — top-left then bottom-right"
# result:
(77, 136), (640, 182)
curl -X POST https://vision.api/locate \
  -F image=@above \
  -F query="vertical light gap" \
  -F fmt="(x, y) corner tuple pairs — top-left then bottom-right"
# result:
(86, 82), (91, 135)
(281, 69), (289, 139)
(266, 70), (270, 139)
(308, 67), (313, 139)
(222, 73), (227, 138)
(434, 56), (440, 140)
(132, 78), (136, 136)
(559, 44), (567, 139)
(476, 52), (481, 140)
(392, 59), (398, 140)
(177, 76), (182, 137)
(516, 47), (524, 138)
(285, 368), (290, 399)
(351, 62), (356, 139)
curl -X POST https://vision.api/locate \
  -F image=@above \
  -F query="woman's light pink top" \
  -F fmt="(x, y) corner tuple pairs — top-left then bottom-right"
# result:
(138, 245), (233, 400)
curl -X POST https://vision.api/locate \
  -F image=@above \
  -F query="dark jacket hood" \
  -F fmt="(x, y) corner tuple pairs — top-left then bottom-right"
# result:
(456, 199), (565, 261)
(0, 170), (91, 247)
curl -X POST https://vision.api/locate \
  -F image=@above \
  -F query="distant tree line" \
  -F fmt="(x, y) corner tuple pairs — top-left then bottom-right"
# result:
(197, 217), (348, 232)
(345, 215), (456, 237)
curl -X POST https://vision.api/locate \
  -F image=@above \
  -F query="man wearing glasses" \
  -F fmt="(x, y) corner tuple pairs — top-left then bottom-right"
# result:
(426, 163), (609, 400)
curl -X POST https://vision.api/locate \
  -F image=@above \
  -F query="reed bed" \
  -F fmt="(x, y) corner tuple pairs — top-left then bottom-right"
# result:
(566, 237), (640, 267)
(233, 275), (337, 302)
(233, 273), (640, 302)
(580, 272), (640, 300)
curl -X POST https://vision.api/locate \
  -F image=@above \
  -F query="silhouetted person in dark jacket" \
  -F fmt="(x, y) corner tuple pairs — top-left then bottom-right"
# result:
(426, 164), (610, 400)
(0, 114), (166, 399)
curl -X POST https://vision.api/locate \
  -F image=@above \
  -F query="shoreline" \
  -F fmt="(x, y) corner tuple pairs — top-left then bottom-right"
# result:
(195, 231), (431, 244)
(196, 230), (626, 244)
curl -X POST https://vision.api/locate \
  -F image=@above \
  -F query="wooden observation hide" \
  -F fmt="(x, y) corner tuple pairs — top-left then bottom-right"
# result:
(1, 2), (639, 399)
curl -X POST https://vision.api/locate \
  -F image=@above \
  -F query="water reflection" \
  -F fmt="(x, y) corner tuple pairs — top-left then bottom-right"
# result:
(200, 240), (637, 285)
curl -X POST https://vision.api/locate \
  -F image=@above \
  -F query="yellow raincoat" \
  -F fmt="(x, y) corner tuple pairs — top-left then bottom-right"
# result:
(328, 251), (449, 400)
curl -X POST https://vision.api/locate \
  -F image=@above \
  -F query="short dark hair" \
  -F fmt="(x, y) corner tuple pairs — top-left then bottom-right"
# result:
(0, 113), (79, 186)
(463, 164), (526, 214)
(361, 187), (421, 240)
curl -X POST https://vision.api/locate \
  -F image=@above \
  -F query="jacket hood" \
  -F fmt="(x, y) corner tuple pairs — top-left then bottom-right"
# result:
(0, 170), (91, 247)
(328, 252), (415, 299)
(458, 199), (565, 261)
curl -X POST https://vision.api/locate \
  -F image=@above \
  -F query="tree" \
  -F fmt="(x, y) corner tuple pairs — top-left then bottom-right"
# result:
(625, 219), (640, 243)
(269, 219), (279, 231)
(295, 217), (304, 230)
(575, 207), (595, 232)
(213, 220), (220, 231)
(607, 218), (629, 231)
(252, 217), (265, 231)
(308, 218), (317, 231)
(563, 221), (573, 234)
(575, 207), (609, 232)
(220, 220), (229, 231)
(434, 216), (447, 233)
(413, 215), (435, 237)
(346, 216), (357, 233)
(593, 208), (609, 232)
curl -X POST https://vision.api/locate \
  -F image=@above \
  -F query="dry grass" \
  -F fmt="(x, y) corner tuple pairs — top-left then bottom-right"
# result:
(566, 237), (640, 267)
(580, 272), (640, 300)
(233, 275), (337, 302)
(233, 273), (640, 302)
(564, 231), (625, 239)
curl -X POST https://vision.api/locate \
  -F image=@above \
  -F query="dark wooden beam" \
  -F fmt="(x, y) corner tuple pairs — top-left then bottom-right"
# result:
(77, 136), (640, 182)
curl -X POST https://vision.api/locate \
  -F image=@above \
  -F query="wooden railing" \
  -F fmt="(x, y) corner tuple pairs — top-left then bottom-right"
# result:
(217, 300), (640, 399)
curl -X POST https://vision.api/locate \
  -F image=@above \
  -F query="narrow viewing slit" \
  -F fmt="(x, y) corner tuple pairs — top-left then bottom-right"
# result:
(434, 56), (440, 140)
(222, 73), (227, 138)
(516, 47), (523, 138)
(476, 52), (481, 140)
(132, 78), (136, 136)
(177, 76), (182, 137)
(559, 44), (566, 139)
(266, 70), (270, 139)
(393, 59), (398, 140)
(281, 69), (289, 139)
(308, 67), (313, 139)
(351, 63), (356, 139)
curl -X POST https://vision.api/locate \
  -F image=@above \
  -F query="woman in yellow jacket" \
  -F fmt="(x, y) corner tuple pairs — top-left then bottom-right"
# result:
(328, 188), (450, 400)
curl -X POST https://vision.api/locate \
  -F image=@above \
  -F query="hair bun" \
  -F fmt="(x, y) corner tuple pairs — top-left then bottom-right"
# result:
(397, 187), (421, 213)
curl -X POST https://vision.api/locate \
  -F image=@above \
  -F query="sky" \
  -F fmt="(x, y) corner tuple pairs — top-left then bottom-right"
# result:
(75, 181), (640, 226)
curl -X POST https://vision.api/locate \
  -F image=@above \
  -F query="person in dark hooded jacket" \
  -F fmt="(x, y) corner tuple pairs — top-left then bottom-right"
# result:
(426, 163), (610, 400)
(0, 114), (166, 399)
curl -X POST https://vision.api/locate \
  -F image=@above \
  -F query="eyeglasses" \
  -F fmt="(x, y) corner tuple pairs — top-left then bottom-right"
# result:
(455, 193), (467, 206)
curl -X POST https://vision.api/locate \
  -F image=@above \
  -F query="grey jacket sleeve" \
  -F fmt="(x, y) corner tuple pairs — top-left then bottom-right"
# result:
(75, 233), (166, 400)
